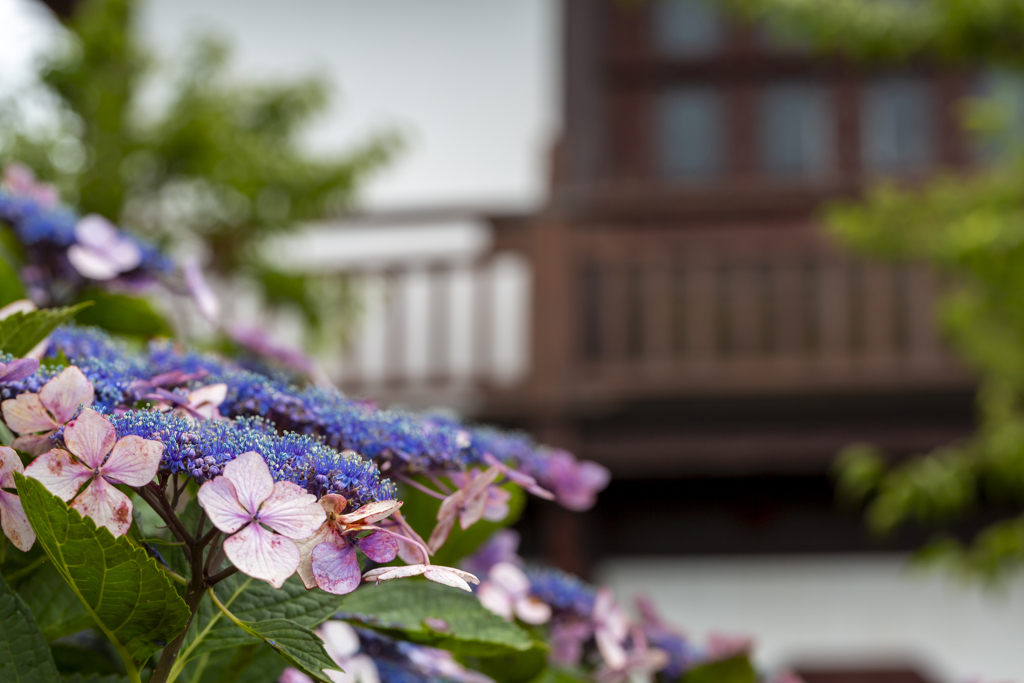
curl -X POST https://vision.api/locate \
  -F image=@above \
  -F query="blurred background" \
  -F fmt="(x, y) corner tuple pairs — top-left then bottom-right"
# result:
(4, 0), (1024, 681)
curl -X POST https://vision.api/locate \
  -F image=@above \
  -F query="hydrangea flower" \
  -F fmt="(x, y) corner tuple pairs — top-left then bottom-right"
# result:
(427, 465), (502, 552)
(593, 627), (668, 683)
(592, 588), (630, 670)
(67, 214), (142, 281)
(295, 494), (403, 595)
(1, 164), (58, 208)
(24, 408), (163, 536)
(0, 446), (34, 551)
(534, 450), (610, 512)
(198, 451), (326, 587)
(0, 357), (39, 384)
(477, 562), (551, 625)
(147, 383), (227, 421)
(2, 366), (94, 455)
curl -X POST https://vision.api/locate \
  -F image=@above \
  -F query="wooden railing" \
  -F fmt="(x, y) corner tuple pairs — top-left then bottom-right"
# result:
(331, 223), (972, 414)
(562, 225), (971, 404)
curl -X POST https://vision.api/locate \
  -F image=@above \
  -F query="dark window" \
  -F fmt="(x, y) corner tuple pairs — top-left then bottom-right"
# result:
(861, 78), (933, 173)
(656, 88), (724, 178)
(760, 83), (834, 176)
(651, 0), (723, 57)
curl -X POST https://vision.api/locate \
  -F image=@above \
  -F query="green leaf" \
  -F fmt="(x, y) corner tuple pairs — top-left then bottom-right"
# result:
(0, 304), (91, 358)
(63, 674), (129, 683)
(207, 589), (338, 683)
(50, 641), (124, 677)
(0, 574), (62, 682)
(0, 252), (26, 308)
(682, 655), (757, 683)
(400, 479), (526, 567)
(178, 573), (348, 665)
(461, 646), (547, 683)
(14, 474), (190, 669)
(16, 561), (94, 642)
(337, 579), (535, 657)
(178, 644), (286, 683)
(73, 290), (171, 339)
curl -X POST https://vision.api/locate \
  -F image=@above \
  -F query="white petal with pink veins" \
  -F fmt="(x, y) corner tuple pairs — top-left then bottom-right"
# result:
(67, 245), (120, 281)
(70, 477), (134, 536)
(0, 446), (23, 489)
(222, 451), (274, 515)
(295, 525), (338, 589)
(2, 393), (58, 434)
(39, 366), (94, 425)
(101, 435), (163, 486)
(423, 567), (475, 592)
(63, 408), (116, 469)
(257, 481), (325, 539)
(197, 476), (251, 534)
(337, 500), (403, 525)
(223, 521), (300, 588)
(0, 490), (34, 551)
(24, 449), (93, 502)
(12, 434), (55, 457)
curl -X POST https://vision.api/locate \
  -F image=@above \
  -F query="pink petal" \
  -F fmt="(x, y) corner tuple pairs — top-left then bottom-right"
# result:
(422, 567), (473, 592)
(40, 366), (94, 425)
(223, 521), (300, 588)
(362, 565), (428, 584)
(595, 630), (628, 671)
(67, 245), (120, 280)
(197, 475), (251, 534)
(12, 434), (55, 457)
(101, 435), (163, 486)
(0, 446), (22, 489)
(63, 408), (115, 469)
(311, 541), (362, 595)
(280, 668), (315, 683)
(69, 477), (133, 536)
(188, 384), (227, 420)
(0, 490), (34, 551)
(478, 583), (514, 620)
(357, 530), (399, 563)
(337, 500), (403, 525)
(183, 256), (221, 322)
(489, 562), (531, 596)
(427, 509), (457, 554)
(24, 449), (93, 501)
(514, 596), (552, 625)
(2, 393), (58, 434)
(0, 358), (39, 383)
(257, 481), (326, 539)
(318, 493), (348, 517)
(223, 451), (274, 515)
(482, 488), (512, 523)
(75, 214), (120, 249)
(295, 525), (337, 589)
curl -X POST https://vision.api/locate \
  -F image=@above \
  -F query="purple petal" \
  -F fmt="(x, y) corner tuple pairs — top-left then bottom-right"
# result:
(0, 358), (38, 383)
(357, 530), (399, 563)
(311, 541), (362, 595)
(183, 256), (220, 321)
(67, 245), (121, 281)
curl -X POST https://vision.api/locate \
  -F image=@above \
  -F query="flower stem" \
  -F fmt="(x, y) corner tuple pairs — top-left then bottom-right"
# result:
(393, 472), (448, 500)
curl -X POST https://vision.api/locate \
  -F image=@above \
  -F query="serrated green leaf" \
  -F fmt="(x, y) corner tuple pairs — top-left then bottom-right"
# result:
(0, 304), (91, 358)
(338, 579), (535, 657)
(178, 573), (348, 666)
(206, 593), (338, 683)
(0, 574), (62, 683)
(14, 474), (191, 669)
(682, 655), (757, 683)
(73, 290), (171, 339)
(16, 561), (94, 642)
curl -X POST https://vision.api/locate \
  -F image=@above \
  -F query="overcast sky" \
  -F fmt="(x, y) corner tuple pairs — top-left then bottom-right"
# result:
(0, 0), (561, 211)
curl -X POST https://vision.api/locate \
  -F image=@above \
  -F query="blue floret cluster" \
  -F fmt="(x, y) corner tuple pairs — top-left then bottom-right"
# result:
(525, 566), (597, 617)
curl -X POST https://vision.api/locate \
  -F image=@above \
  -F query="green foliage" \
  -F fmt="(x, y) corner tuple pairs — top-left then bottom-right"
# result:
(0, 255), (26, 308)
(14, 474), (191, 671)
(682, 655), (757, 683)
(0, 0), (398, 335)
(730, 0), (1024, 579)
(220, 618), (338, 683)
(0, 303), (91, 357)
(0, 574), (62, 683)
(338, 579), (537, 658)
(72, 290), (172, 339)
(176, 574), (348, 667)
(726, 0), (1024, 67)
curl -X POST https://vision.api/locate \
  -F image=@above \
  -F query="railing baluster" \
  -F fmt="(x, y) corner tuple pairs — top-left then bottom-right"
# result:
(818, 258), (850, 368)
(773, 258), (804, 357)
(383, 269), (406, 386)
(472, 258), (494, 386)
(862, 263), (897, 366)
(906, 265), (941, 367)
(684, 253), (717, 364)
(729, 259), (760, 358)
(642, 253), (673, 372)
(427, 264), (451, 385)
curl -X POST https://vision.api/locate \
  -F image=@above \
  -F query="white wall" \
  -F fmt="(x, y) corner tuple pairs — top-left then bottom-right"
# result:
(598, 555), (1024, 683)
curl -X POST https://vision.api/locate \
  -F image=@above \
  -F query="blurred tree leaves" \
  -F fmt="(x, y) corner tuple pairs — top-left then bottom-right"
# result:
(725, 0), (1024, 580)
(0, 0), (399, 340)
